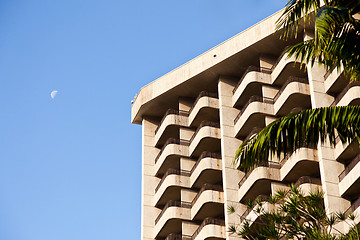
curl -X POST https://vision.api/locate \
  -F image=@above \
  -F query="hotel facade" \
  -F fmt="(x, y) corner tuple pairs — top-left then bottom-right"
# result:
(131, 9), (360, 240)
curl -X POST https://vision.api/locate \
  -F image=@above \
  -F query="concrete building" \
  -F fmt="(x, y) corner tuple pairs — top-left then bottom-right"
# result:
(131, 9), (360, 240)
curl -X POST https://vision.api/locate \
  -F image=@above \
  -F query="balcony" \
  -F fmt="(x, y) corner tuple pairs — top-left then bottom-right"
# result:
(239, 195), (273, 228)
(233, 96), (273, 138)
(240, 176), (321, 228)
(188, 91), (219, 127)
(238, 161), (281, 203)
(280, 148), (319, 182)
(273, 77), (310, 116)
(232, 49), (307, 109)
(191, 184), (224, 221)
(190, 152), (222, 188)
(345, 197), (360, 223)
(270, 51), (307, 85)
(324, 67), (348, 94)
(189, 121), (221, 157)
(294, 176), (322, 194)
(339, 154), (360, 199)
(154, 168), (191, 207)
(331, 81), (360, 107)
(155, 109), (189, 147)
(191, 218), (225, 240)
(154, 201), (191, 239)
(154, 138), (190, 176)
(232, 66), (272, 108)
(334, 134), (360, 162)
(164, 233), (183, 240)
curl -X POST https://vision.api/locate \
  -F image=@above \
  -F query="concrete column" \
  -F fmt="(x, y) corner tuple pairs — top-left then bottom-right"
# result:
(218, 76), (246, 240)
(304, 31), (350, 232)
(141, 117), (161, 240)
(178, 98), (197, 236)
(304, 31), (334, 107)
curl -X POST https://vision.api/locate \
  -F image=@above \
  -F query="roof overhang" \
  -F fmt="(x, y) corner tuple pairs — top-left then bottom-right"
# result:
(131, 9), (293, 124)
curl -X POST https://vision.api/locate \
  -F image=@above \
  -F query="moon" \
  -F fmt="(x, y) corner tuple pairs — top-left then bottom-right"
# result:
(51, 90), (58, 99)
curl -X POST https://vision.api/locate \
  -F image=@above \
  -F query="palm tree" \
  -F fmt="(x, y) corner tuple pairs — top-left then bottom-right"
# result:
(277, 0), (360, 80)
(228, 185), (360, 239)
(234, 0), (360, 172)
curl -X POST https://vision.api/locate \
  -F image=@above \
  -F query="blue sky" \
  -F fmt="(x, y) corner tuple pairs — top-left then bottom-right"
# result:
(0, 1), (284, 239)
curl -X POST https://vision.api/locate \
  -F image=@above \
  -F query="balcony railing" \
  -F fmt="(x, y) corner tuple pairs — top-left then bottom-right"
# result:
(238, 161), (281, 188)
(330, 81), (360, 107)
(232, 66), (272, 94)
(338, 153), (360, 181)
(269, 46), (292, 73)
(243, 127), (262, 142)
(155, 200), (191, 224)
(295, 176), (321, 187)
(240, 194), (269, 220)
(155, 138), (190, 163)
(345, 197), (360, 214)
(188, 91), (218, 115)
(273, 76), (308, 102)
(155, 109), (189, 134)
(191, 184), (223, 206)
(191, 217), (225, 240)
(190, 151), (221, 175)
(234, 96), (274, 124)
(234, 75), (309, 125)
(324, 69), (333, 80)
(189, 121), (220, 143)
(155, 168), (191, 192)
(232, 46), (292, 95)
(165, 233), (182, 240)
(280, 143), (317, 167)
(164, 234), (192, 240)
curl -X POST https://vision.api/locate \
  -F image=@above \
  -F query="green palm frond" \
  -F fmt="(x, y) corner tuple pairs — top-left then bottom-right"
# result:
(234, 106), (360, 172)
(276, 0), (322, 39)
(276, 0), (360, 80)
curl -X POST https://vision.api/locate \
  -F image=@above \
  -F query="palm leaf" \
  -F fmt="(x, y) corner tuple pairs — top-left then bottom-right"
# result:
(276, 0), (360, 80)
(234, 106), (360, 172)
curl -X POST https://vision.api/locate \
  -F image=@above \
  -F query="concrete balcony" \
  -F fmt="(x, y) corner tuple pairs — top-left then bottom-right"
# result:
(234, 77), (310, 138)
(232, 50), (307, 109)
(154, 168), (191, 207)
(239, 195), (273, 228)
(280, 148), (319, 182)
(241, 177), (321, 228)
(233, 96), (273, 138)
(154, 138), (190, 176)
(164, 233), (183, 240)
(232, 67), (272, 108)
(191, 184), (224, 221)
(346, 197), (360, 225)
(238, 161), (281, 203)
(331, 82), (360, 107)
(190, 152), (222, 188)
(155, 109), (189, 147)
(191, 218), (226, 240)
(270, 51), (307, 85)
(188, 91), (219, 127)
(324, 67), (348, 94)
(189, 121), (221, 157)
(339, 154), (360, 199)
(241, 127), (262, 142)
(273, 77), (310, 116)
(154, 201), (191, 239)
(294, 176), (322, 194)
(332, 130), (360, 164)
